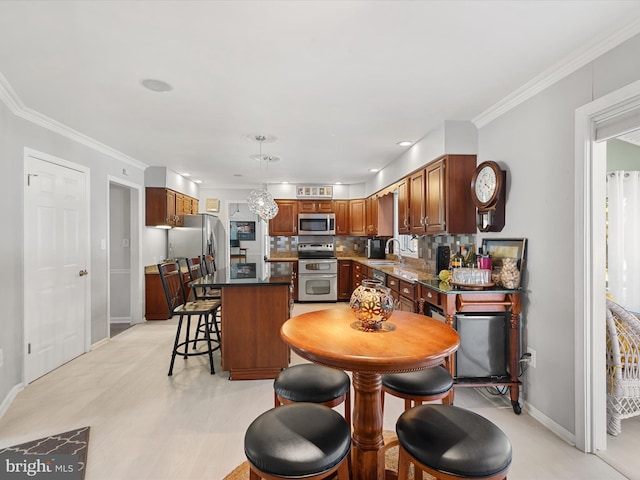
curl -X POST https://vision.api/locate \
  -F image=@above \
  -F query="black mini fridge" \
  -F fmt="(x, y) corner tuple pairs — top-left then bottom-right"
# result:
(454, 313), (509, 378)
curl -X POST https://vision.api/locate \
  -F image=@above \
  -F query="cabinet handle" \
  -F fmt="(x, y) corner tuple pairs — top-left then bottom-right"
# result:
(403, 287), (410, 294)
(427, 291), (433, 298)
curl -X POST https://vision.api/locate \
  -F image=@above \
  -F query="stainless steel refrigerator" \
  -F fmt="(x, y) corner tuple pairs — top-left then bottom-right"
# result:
(167, 213), (226, 270)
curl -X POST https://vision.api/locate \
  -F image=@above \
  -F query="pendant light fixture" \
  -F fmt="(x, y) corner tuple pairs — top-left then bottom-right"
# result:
(247, 134), (279, 220)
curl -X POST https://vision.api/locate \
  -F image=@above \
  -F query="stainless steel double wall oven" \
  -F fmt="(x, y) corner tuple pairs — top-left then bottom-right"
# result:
(297, 240), (337, 302)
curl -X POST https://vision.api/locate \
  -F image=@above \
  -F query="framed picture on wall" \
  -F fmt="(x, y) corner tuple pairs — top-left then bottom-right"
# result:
(481, 238), (527, 271)
(230, 221), (256, 241)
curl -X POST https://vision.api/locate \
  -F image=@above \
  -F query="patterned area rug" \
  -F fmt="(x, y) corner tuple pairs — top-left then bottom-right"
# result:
(223, 430), (432, 480)
(0, 426), (90, 480)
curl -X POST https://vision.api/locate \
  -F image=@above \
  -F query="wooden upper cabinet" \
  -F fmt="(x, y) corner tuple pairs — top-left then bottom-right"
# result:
(334, 200), (350, 235)
(439, 154), (477, 234)
(377, 193), (394, 237)
(145, 187), (177, 227)
(182, 193), (193, 215)
(409, 169), (426, 234)
(145, 188), (199, 227)
(424, 159), (445, 233)
(269, 200), (298, 236)
(397, 178), (409, 234)
(365, 195), (378, 236)
(174, 192), (185, 226)
(298, 200), (333, 213)
(406, 154), (476, 235)
(349, 199), (366, 235)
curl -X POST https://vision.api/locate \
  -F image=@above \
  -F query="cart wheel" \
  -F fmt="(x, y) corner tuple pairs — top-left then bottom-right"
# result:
(511, 401), (522, 415)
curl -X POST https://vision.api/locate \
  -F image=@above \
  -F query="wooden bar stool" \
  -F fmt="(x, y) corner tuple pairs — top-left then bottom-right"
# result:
(382, 365), (453, 411)
(186, 256), (222, 345)
(157, 261), (221, 376)
(396, 404), (512, 480)
(274, 363), (351, 428)
(244, 403), (351, 480)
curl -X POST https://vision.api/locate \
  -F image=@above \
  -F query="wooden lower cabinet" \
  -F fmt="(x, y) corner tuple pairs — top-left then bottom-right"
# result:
(338, 260), (352, 300)
(387, 274), (416, 312)
(221, 284), (291, 380)
(144, 268), (192, 320)
(352, 262), (364, 290)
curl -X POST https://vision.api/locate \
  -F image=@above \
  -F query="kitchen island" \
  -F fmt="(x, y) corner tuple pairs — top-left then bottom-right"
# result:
(191, 261), (294, 380)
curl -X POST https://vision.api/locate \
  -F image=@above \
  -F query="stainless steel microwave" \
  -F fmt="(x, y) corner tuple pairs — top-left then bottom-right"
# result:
(298, 213), (336, 235)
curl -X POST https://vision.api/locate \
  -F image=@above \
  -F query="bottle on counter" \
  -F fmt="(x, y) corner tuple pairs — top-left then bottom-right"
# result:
(451, 245), (463, 269)
(477, 247), (492, 270)
(463, 248), (477, 268)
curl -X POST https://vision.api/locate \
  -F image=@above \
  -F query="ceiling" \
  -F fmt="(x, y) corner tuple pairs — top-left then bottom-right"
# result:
(1, 1), (640, 188)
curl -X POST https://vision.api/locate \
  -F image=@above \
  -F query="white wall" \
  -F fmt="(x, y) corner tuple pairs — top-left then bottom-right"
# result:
(0, 99), (147, 408)
(368, 120), (478, 196)
(477, 33), (640, 434)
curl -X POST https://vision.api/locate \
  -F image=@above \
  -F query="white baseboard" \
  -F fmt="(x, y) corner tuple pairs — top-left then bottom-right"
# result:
(91, 337), (109, 351)
(0, 383), (24, 421)
(110, 317), (131, 324)
(525, 401), (576, 446)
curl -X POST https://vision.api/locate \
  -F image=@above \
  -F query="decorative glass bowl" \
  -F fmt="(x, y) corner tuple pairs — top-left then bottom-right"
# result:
(349, 279), (395, 331)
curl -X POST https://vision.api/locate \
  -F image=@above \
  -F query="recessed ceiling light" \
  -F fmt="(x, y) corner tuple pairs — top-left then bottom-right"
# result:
(396, 140), (412, 147)
(194, 180), (202, 184)
(181, 173), (191, 177)
(281, 181), (289, 184)
(334, 181), (343, 185)
(369, 168), (380, 173)
(141, 78), (173, 92)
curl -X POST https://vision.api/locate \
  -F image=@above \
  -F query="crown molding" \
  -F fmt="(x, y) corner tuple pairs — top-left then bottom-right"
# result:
(473, 18), (640, 129)
(0, 72), (147, 170)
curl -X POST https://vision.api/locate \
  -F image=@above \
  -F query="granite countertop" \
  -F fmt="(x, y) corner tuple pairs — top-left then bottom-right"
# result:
(265, 255), (520, 293)
(144, 263), (192, 275)
(192, 261), (293, 287)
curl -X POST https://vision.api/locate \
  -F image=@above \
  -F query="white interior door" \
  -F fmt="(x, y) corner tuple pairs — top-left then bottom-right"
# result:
(24, 152), (89, 383)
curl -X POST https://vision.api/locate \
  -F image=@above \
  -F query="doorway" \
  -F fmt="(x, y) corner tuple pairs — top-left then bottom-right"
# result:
(575, 79), (640, 453)
(107, 177), (143, 337)
(227, 201), (265, 267)
(23, 149), (90, 383)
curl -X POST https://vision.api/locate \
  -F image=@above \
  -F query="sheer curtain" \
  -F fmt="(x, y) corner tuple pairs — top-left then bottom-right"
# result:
(607, 171), (640, 311)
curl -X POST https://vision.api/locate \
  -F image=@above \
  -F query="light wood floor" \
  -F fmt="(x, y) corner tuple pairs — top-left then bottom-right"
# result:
(0, 302), (637, 479)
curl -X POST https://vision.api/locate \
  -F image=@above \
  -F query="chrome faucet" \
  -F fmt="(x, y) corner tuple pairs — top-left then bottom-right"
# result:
(385, 238), (403, 264)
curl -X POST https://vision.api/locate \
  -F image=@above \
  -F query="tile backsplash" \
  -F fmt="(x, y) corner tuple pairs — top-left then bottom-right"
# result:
(418, 234), (477, 273)
(269, 234), (476, 273)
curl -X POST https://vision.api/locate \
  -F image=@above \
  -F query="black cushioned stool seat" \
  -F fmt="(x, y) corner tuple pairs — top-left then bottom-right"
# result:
(396, 404), (512, 480)
(382, 365), (453, 410)
(274, 363), (351, 428)
(244, 403), (351, 480)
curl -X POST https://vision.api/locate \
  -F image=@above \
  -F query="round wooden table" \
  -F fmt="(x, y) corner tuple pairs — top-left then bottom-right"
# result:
(280, 308), (460, 480)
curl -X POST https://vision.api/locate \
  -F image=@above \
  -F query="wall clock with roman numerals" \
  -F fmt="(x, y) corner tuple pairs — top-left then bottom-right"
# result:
(470, 161), (506, 232)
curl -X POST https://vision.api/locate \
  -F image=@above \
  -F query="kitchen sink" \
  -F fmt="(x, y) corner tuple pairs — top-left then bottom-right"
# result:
(367, 260), (398, 266)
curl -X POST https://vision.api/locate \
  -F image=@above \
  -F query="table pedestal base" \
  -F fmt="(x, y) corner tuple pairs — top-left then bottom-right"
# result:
(351, 372), (386, 480)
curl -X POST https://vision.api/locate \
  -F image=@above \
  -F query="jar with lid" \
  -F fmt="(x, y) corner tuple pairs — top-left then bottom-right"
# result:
(499, 258), (520, 289)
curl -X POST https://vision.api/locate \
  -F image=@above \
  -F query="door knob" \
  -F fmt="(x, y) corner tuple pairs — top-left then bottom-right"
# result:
(79, 269), (89, 277)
